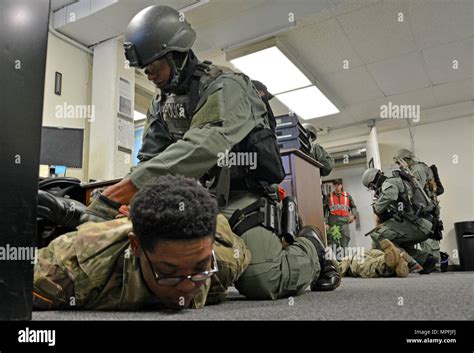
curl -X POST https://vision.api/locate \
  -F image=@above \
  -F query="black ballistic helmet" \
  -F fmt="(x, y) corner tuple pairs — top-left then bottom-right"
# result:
(124, 5), (196, 68)
(252, 80), (274, 100)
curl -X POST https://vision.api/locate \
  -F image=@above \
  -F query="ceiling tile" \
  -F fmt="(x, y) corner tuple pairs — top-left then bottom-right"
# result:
(297, 3), (334, 27)
(279, 18), (363, 76)
(367, 51), (430, 95)
(329, 0), (380, 16)
(345, 86), (436, 124)
(422, 37), (474, 85)
(432, 79), (474, 106)
(309, 112), (355, 129)
(322, 66), (384, 106)
(408, 0), (474, 49)
(346, 96), (388, 122)
(337, 0), (416, 64)
(386, 87), (437, 109)
(186, 0), (265, 27)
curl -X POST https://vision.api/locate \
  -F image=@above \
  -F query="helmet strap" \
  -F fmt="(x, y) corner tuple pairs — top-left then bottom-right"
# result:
(165, 51), (189, 89)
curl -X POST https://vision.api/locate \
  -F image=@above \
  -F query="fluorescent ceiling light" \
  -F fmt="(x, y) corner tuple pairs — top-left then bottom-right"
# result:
(230, 47), (311, 95)
(276, 86), (340, 120)
(230, 45), (339, 119)
(134, 110), (146, 121)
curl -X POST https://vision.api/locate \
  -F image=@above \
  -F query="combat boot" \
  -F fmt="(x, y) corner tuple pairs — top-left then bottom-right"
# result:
(419, 254), (437, 275)
(379, 239), (409, 277)
(297, 226), (341, 291)
(396, 252), (410, 278)
(379, 239), (400, 269)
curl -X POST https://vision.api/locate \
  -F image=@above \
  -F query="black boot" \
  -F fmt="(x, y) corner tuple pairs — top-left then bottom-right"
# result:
(297, 226), (341, 291)
(419, 254), (437, 275)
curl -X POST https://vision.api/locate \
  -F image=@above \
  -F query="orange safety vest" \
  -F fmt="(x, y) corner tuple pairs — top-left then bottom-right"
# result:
(328, 191), (351, 217)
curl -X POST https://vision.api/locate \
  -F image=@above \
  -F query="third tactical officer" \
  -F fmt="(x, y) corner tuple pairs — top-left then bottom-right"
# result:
(394, 149), (444, 269)
(362, 168), (440, 274)
(82, 5), (340, 300)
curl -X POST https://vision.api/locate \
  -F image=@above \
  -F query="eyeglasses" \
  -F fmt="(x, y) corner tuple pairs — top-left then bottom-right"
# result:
(143, 249), (219, 287)
(142, 58), (166, 77)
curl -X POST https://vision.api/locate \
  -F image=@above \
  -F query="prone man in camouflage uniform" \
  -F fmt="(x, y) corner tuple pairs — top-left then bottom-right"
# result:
(338, 240), (409, 278)
(34, 176), (339, 310)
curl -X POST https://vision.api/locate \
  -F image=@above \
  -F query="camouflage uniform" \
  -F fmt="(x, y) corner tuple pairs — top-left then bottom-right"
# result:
(367, 177), (433, 266)
(338, 249), (395, 278)
(310, 142), (334, 177)
(33, 215), (251, 310)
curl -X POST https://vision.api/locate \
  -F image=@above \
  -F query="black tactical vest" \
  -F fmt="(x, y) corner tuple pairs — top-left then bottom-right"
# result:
(142, 61), (285, 201)
(155, 61), (220, 140)
(159, 92), (192, 140)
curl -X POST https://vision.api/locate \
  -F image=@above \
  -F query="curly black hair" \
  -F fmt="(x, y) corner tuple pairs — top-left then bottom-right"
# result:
(129, 175), (218, 251)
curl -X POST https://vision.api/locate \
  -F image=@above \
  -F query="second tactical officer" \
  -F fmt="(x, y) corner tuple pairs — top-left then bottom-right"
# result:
(82, 5), (340, 299)
(302, 123), (334, 177)
(362, 168), (440, 274)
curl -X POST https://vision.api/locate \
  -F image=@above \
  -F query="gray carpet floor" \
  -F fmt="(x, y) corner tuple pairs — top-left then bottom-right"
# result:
(33, 271), (474, 321)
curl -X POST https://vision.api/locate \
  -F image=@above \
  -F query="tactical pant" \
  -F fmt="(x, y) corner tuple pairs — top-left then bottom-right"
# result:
(220, 192), (321, 300)
(339, 249), (395, 278)
(420, 239), (441, 271)
(368, 219), (430, 265)
(420, 239), (441, 269)
(327, 216), (350, 249)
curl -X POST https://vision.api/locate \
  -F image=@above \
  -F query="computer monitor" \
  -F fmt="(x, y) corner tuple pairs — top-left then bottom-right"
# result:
(40, 127), (84, 168)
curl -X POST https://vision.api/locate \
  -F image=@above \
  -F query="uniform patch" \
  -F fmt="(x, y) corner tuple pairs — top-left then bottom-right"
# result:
(190, 90), (222, 128)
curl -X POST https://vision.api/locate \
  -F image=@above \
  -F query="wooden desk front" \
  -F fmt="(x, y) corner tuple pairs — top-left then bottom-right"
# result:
(280, 148), (326, 245)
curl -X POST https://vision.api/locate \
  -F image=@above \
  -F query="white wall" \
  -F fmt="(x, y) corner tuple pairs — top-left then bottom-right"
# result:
(114, 41), (136, 178)
(324, 165), (375, 251)
(41, 33), (93, 180)
(88, 38), (135, 181)
(378, 116), (474, 264)
(366, 126), (381, 169)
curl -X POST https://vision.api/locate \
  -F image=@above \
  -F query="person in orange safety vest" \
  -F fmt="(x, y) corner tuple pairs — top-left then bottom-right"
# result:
(325, 179), (357, 249)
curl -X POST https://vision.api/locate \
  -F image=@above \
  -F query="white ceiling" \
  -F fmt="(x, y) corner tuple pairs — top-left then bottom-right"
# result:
(274, 0), (473, 139)
(52, 0), (474, 140)
(50, 0), (77, 12)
